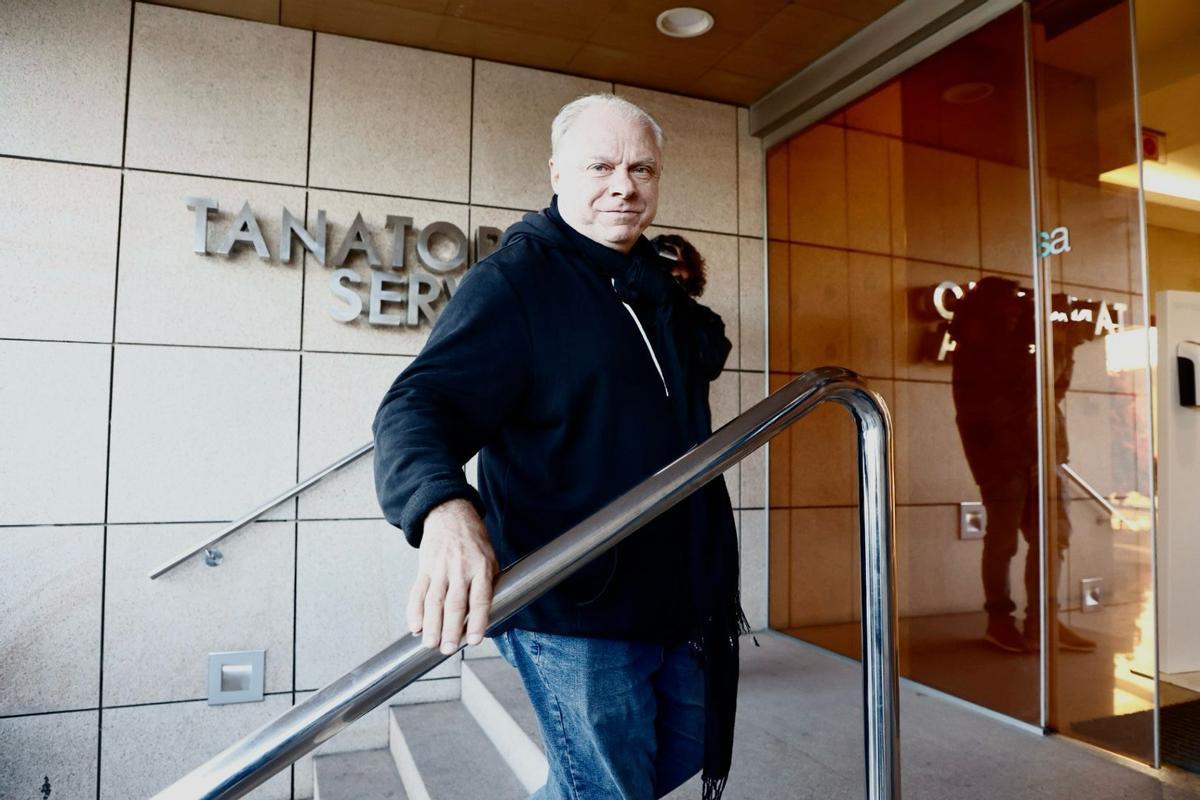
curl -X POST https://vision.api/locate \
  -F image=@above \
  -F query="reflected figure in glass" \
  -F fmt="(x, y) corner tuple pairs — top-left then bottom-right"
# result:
(948, 276), (1098, 654)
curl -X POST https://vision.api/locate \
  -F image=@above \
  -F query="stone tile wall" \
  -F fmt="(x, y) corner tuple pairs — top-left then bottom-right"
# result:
(0, 3), (768, 797)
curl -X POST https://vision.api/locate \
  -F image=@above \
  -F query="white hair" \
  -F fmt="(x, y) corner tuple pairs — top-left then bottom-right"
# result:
(550, 93), (664, 158)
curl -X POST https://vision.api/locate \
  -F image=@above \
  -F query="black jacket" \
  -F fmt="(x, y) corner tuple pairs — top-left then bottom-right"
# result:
(372, 197), (734, 642)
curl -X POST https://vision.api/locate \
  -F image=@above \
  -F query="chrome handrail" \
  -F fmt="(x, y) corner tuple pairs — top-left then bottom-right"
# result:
(153, 366), (900, 800)
(1058, 463), (1136, 529)
(148, 442), (375, 579)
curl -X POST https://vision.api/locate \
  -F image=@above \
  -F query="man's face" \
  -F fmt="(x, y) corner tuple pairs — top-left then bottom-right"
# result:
(549, 106), (661, 253)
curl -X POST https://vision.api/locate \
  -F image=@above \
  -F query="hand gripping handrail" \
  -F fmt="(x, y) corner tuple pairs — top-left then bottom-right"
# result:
(153, 366), (900, 800)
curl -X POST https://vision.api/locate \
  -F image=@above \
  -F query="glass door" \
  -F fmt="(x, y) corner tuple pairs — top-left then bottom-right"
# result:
(1029, 0), (1156, 764)
(1133, 0), (1200, 776)
(765, 0), (1159, 764)
(767, 5), (1044, 726)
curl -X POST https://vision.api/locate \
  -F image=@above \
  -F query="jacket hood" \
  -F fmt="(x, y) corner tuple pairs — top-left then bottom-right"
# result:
(499, 195), (659, 263)
(499, 204), (570, 250)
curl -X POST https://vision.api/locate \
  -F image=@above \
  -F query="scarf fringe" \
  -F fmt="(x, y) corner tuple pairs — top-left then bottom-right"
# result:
(687, 595), (757, 667)
(702, 774), (729, 800)
(735, 594), (760, 648)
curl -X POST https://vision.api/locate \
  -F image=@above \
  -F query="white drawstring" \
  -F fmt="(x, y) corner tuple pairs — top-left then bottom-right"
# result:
(612, 277), (669, 397)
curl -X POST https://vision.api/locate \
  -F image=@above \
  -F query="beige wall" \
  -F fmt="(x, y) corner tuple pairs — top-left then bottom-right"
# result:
(0, 2), (768, 798)
(1148, 222), (1200, 310)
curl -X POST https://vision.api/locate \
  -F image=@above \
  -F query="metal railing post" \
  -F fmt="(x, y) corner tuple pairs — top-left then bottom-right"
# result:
(835, 385), (900, 800)
(153, 367), (899, 800)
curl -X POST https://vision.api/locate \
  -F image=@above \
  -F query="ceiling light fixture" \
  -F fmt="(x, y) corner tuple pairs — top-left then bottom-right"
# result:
(941, 82), (995, 104)
(656, 7), (714, 38)
(1101, 160), (1200, 210)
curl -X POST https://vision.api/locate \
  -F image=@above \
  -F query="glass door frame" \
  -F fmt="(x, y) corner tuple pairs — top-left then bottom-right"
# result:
(751, 0), (1161, 766)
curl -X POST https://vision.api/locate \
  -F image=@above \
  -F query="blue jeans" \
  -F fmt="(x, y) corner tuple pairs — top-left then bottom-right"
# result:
(493, 628), (705, 800)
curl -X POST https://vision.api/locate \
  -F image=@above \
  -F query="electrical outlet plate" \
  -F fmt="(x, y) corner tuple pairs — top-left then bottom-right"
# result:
(959, 501), (986, 540)
(1081, 577), (1104, 613)
(208, 650), (265, 705)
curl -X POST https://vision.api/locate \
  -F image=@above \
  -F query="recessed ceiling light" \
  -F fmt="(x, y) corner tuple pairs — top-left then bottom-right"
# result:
(656, 7), (714, 38)
(941, 81), (995, 104)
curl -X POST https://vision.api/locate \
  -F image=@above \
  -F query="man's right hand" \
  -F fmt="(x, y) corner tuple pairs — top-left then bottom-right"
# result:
(408, 498), (499, 656)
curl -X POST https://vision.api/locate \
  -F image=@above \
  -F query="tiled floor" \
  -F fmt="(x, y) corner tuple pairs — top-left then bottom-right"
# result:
(787, 602), (1163, 759)
(664, 631), (1200, 799)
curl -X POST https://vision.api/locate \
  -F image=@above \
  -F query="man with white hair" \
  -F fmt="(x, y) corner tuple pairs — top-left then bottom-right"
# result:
(373, 94), (744, 800)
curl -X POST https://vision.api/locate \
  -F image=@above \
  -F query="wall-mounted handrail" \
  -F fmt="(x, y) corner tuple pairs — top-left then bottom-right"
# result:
(148, 443), (374, 579)
(1058, 463), (1137, 529)
(152, 366), (900, 800)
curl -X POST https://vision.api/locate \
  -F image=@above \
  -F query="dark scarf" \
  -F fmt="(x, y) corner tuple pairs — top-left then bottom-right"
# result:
(545, 197), (754, 800)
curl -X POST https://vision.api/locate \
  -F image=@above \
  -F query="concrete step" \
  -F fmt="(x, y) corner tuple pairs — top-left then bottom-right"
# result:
(461, 658), (547, 792)
(389, 701), (527, 800)
(313, 749), (407, 800)
(306, 633), (1200, 800)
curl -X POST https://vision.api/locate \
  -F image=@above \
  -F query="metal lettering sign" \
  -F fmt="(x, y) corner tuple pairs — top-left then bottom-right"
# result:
(928, 279), (1127, 363)
(185, 198), (503, 327)
(923, 225), (1128, 362)
(1037, 226), (1072, 258)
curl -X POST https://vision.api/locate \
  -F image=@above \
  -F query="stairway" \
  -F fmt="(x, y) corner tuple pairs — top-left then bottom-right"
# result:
(312, 657), (546, 800)
(311, 631), (1200, 800)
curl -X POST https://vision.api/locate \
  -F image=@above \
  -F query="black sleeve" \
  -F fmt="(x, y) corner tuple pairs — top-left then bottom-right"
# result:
(371, 264), (532, 547)
(678, 296), (732, 383)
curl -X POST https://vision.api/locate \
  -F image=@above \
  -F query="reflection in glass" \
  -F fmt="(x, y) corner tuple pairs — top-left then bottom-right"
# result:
(950, 279), (1117, 654)
(952, 279), (1086, 653)
(767, 7), (1044, 726)
(765, 3), (1159, 760)
(1031, 0), (1156, 764)
(1137, 0), (1200, 777)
